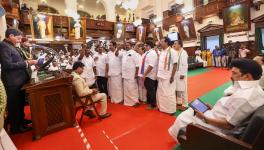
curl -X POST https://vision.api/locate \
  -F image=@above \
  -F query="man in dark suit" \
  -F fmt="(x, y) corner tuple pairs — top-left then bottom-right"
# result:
(0, 28), (37, 134)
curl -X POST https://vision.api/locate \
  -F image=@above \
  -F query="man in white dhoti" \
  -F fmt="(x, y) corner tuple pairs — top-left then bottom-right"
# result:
(173, 41), (189, 110)
(78, 44), (96, 87)
(122, 41), (140, 107)
(157, 37), (178, 114)
(168, 59), (264, 142)
(139, 40), (158, 109)
(105, 41), (123, 104)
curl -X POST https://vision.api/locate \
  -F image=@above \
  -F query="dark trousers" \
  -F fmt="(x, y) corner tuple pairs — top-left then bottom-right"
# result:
(6, 86), (26, 130)
(144, 77), (158, 107)
(227, 57), (233, 69)
(96, 76), (108, 95)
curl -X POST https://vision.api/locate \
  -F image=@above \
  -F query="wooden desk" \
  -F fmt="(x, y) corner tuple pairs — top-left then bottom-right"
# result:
(23, 72), (75, 140)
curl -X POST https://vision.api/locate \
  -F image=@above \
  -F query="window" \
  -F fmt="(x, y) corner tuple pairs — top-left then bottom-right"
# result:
(206, 35), (220, 51)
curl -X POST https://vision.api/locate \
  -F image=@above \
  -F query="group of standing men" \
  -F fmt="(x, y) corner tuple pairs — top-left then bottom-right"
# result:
(78, 37), (189, 114)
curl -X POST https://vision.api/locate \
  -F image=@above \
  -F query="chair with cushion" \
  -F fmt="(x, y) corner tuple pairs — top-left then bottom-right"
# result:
(178, 104), (264, 150)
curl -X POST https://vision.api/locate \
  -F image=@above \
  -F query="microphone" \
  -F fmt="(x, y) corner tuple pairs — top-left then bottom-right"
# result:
(31, 44), (60, 72)
(31, 44), (50, 50)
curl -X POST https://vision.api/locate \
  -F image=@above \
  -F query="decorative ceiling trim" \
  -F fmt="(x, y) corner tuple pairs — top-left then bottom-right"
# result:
(252, 14), (264, 23)
(198, 24), (223, 33)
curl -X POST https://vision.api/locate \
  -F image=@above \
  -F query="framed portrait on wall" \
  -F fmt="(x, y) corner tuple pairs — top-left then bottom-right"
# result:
(114, 23), (125, 42)
(223, 3), (250, 33)
(136, 25), (146, 42)
(30, 13), (54, 40)
(69, 17), (86, 41)
(177, 18), (197, 41)
(152, 27), (163, 41)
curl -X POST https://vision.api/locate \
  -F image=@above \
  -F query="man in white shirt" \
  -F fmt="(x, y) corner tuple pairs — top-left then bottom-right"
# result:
(173, 40), (189, 110)
(168, 59), (264, 142)
(105, 41), (123, 104)
(122, 41), (140, 107)
(157, 37), (178, 114)
(94, 45), (108, 95)
(139, 40), (158, 109)
(78, 44), (96, 87)
(136, 44), (147, 103)
(48, 60), (60, 71)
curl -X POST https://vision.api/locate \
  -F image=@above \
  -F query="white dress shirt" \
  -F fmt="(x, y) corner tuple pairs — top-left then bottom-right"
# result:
(138, 49), (158, 80)
(122, 49), (140, 79)
(204, 80), (264, 126)
(93, 52), (107, 77)
(176, 48), (188, 76)
(80, 55), (95, 86)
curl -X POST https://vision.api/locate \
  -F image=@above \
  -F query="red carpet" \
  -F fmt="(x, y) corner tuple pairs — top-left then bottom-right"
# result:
(10, 68), (231, 150)
(11, 107), (87, 150)
(80, 104), (176, 150)
(187, 68), (231, 101)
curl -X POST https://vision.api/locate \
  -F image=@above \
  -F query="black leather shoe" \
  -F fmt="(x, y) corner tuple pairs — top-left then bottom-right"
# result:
(24, 119), (32, 125)
(11, 125), (32, 134)
(84, 110), (96, 119)
(99, 113), (111, 119)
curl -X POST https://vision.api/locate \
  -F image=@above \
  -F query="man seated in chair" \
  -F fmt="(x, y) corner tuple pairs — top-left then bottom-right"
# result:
(168, 59), (264, 142)
(72, 61), (111, 119)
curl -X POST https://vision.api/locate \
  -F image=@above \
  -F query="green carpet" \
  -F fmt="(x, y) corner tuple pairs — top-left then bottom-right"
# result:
(173, 82), (232, 117)
(187, 68), (211, 77)
(172, 81), (232, 150)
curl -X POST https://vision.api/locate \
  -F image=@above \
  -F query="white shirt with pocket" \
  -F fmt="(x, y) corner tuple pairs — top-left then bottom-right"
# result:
(93, 52), (107, 77)
(122, 49), (140, 79)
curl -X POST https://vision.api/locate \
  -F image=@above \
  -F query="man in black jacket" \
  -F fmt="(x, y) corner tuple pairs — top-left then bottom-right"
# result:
(0, 28), (37, 133)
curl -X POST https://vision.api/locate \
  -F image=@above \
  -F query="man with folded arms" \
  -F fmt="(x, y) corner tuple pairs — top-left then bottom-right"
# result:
(168, 59), (264, 142)
(72, 61), (111, 119)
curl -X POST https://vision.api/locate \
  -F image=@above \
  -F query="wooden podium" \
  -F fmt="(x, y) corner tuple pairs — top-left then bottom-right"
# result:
(23, 72), (75, 140)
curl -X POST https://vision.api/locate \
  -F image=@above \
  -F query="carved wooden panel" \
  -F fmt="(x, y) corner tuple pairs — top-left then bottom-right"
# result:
(162, 14), (184, 31)
(194, 0), (225, 23)
(163, 10), (173, 19)
(53, 16), (69, 27)
(86, 19), (114, 31)
(86, 29), (113, 38)
(44, 93), (64, 127)
(21, 10), (31, 24)
(185, 46), (198, 56)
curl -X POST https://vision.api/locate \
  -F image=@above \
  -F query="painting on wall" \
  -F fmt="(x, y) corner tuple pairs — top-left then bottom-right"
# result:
(30, 13), (54, 40)
(114, 23), (125, 41)
(152, 27), (163, 41)
(177, 18), (197, 41)
(223, 3), (250, 33)
(136, 25), (146, 42)
(69, 17), (86, 40)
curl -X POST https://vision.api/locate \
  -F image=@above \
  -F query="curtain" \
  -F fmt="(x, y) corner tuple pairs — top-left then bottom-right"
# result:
(200, 36), (205, 49)
(255, 27), (264, 53)
(219, 33), (224, 48)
